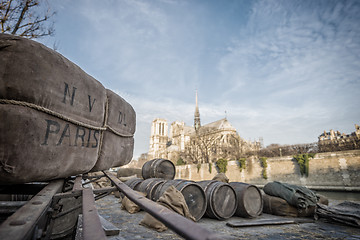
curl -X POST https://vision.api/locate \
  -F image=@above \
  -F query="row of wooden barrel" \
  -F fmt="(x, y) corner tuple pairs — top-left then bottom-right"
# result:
(124, 178), (263, 221)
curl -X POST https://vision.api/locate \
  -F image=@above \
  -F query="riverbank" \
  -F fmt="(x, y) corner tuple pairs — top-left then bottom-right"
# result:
(96, 194), (360, 240)
(175, 150), (360, 192)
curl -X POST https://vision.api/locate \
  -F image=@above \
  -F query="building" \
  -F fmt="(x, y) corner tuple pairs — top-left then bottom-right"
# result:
(318, 124), (360, 152)
(148, 92), (261, 164)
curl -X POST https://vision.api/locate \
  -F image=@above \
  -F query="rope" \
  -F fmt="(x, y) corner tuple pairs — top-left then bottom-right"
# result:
(0, 161), (15, 173)
(96, 99), (108, 160)
(0, 99), (134, 138)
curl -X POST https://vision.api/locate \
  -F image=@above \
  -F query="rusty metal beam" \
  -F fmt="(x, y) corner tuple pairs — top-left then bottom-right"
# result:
(0, 179), (64, 240)
(82, 187), (107, 240)
(73, 175), (83, 191)
(53, 186), (117, 201)
(104, 171), (222, 240)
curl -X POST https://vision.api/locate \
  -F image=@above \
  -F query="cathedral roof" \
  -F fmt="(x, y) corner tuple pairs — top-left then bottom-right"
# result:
(193, 118), (236, 135)
(184, 125), (195, 134)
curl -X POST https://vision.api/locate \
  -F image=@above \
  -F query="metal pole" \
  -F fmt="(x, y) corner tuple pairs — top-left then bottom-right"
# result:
(104, 171), (222, 240)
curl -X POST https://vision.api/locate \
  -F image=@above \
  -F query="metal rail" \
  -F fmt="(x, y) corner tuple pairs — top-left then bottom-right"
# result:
(0, 172), (223, 240)
(104, 170), (222, 240)
(82, 187), (107, 240)
(53, 186), (117, 201)
(0, 179), (64, 240)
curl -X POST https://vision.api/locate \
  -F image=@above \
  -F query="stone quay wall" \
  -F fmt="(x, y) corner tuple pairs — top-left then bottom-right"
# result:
(175, 150), (360, 191)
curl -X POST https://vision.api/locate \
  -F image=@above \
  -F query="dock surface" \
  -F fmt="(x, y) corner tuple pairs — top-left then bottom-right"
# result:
(96, 195), (360, 240)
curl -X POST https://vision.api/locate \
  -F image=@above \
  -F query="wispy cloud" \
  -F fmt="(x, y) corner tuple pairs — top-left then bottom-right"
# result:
(46, 0), (360, 157)
(216, 0), (360, 139)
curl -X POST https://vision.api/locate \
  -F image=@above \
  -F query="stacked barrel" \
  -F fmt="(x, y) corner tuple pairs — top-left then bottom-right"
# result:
(123, 158), (263, 221)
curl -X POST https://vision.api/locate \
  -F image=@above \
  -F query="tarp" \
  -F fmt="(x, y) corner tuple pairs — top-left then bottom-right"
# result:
(263, 181), (317, 210)
(316, 201), (360, 227)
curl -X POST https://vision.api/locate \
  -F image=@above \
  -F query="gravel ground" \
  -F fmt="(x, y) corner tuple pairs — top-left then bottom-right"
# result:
(96, 195), (360, 240)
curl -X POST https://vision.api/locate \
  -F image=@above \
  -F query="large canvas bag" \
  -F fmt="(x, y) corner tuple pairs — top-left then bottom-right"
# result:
(0, 34), (135, 183)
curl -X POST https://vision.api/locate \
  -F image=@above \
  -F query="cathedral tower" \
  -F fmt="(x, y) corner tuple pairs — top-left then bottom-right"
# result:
(148, 118), (168, 159)
(194, 90), (201, 131)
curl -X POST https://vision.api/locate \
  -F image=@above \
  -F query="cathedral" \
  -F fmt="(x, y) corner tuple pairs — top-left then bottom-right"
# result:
(148, 92), (261, 164)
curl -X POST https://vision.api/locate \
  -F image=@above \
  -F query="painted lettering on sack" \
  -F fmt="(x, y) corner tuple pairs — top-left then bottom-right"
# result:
(41, 119), (99, 148)
(88, 95), (96, 112)
(62, 83), (97, 113)
(118, 111), (127, 127)
(62, 82), (77, 106)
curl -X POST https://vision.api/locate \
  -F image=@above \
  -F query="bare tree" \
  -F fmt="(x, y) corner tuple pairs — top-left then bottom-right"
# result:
(182, 139), (201, 164)
(218, 133), (243, 160)
(196, 133), (218, 164)
(256, 142), (319, 158)
(1, 0), (55, 39)
(182, 133), (219, 164)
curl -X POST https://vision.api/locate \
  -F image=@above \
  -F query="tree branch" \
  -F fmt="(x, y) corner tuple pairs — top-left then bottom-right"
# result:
(11, 0), (30, 34)
(1, 0), (13, 33)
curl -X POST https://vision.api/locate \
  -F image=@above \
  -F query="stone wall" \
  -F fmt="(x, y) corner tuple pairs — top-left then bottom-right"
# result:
(175, 150), (360, 191)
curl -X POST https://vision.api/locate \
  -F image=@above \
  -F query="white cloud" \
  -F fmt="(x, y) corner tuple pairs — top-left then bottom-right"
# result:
(213, 0), (360, 146)
(46, 0), (360, 158)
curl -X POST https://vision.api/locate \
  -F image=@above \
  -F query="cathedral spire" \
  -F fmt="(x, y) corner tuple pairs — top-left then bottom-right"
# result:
(194, 90), (201, 131)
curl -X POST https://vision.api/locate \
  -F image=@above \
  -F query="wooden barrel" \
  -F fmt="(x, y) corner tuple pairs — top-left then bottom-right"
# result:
(197, 180), (237, 220)
(153, 179), (207, 221)
(229, 182), (263, 218)
(142, 158), (175, 180)
(125, 178), (143, 191)
(137, 178), (165, 201)
(120, 178), (144, 198)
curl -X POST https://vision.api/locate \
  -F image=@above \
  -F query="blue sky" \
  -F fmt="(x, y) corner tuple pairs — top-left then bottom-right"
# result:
(39, 0), (360, 159)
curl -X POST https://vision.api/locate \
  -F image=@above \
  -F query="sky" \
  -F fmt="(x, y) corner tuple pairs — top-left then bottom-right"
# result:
(37, 0), (360, 159)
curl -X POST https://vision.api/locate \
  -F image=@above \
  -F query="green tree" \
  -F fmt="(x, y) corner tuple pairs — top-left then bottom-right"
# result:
(293, 153), (315, 177)
(238, 158), (246, 172)
(260, 157), (268, 179)
(176, 158), (185, 166)
(216, 158), (228, 173)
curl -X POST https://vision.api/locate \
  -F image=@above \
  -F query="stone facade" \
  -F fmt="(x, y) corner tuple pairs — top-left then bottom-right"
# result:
(148, 118), (169, 159)
(318, 124), (360, 152)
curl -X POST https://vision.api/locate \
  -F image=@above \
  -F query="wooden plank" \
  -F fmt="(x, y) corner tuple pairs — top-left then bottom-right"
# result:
(0, 179), (64, 240)
(226, 218), (314, 228)
(99, 215), (120, 236)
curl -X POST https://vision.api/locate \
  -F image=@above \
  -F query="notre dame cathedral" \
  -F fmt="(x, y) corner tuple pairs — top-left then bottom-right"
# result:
(148, 92), (262, 164)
